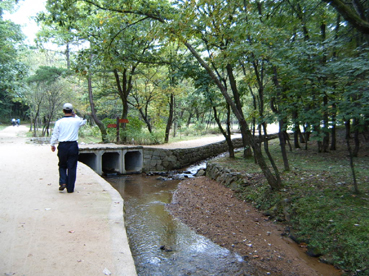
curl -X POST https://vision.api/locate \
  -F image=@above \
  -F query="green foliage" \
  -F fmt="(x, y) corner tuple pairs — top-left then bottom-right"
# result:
(78, 125), (101, 143)
(290, 191), (369, 272)
(27, 66), (70, 84)
(0, 10), (27, 119)
(211, 136), (369, 273)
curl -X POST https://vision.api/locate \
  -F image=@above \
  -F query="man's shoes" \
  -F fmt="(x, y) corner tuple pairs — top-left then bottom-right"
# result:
(59, 184), (67, 191)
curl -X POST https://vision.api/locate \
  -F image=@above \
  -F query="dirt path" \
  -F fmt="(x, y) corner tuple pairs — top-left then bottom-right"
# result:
(0, 126), (136, 276)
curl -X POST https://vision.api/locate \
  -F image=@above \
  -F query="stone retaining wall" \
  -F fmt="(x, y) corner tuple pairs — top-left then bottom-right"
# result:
(143, 138), (244, 171)
(205, 162), (252, 192)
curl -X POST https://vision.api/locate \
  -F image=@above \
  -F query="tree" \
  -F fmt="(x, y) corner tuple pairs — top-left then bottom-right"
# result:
(26, 66), (73, 136)
(0, 3), (27, 121)
(37, 0), (369, 191)
(322, 0), (369, 34)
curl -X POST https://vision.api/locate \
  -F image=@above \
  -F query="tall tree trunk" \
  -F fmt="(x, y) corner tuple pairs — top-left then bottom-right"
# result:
(321, 23), (330, 153)
(33, 110), (39, 137)
(65, 42), (70, 70)
(346, 135), (359, 194)
(262, 123), (282, 184)
(345, 120), (351, 140)
(164, 93), (174, 143)
(137, 108), (153, 134)
(353, 118), (360, 157)
(212, 104), (234, 158)
(279, 119), (290, 171)
(271, 66), (290, 171)
(87, 72), (107, 143)
(330, 103), (337, 150)
(322, 94), (330, 152)
(113, 69), (130, 142)
(186, 112), (192, 127)
(226, 64), (252, 157)
(292, 109), (301, 149)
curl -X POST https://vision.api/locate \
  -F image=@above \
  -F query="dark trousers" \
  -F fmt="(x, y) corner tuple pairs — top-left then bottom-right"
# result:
(57, 141), (79, 193)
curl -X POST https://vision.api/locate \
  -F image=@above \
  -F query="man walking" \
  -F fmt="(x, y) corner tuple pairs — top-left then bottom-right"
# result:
(50, 103), (86, 193)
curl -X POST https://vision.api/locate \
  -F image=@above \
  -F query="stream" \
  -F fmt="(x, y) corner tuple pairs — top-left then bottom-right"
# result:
(107, 165), (263, 276)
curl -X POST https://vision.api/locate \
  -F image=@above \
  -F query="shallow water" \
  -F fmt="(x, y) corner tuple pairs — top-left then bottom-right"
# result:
(108, 174), (263, 276)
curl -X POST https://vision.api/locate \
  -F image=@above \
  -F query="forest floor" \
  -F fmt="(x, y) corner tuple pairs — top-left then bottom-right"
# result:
(167, 130), (369, 276)
(167, 176), (342, 276)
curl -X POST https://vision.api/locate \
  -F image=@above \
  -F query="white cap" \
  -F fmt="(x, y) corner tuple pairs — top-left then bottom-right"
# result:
(63, 103), (73, 111)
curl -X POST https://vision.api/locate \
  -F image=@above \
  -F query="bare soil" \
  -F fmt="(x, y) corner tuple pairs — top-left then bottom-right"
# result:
(167, 176), (342, 276)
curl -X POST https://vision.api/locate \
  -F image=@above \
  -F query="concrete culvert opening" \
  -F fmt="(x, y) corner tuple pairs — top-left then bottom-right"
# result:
(125, 151), (142, 173)
(78, 153), (98, 172)
(102, 152), (120, 174)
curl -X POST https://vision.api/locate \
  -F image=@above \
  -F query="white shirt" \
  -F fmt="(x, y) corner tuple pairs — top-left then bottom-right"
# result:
(50, 115), (87, 146)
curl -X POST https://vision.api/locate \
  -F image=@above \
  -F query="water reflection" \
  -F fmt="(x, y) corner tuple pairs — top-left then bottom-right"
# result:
(108, 174), (259, 276)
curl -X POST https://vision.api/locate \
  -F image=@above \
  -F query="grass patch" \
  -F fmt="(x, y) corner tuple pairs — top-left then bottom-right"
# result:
(210, 134), (369, 275)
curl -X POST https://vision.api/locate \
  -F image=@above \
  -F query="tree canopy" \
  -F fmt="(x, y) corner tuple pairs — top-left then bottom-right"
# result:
(2, 0), (369, 271)
(0, 1), (27, 119)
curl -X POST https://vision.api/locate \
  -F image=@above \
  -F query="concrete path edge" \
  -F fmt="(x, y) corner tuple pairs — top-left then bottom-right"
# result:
(79, 163), (137, 276)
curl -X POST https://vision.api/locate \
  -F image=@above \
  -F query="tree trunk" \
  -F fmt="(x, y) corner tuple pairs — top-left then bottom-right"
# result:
(66, 42), (70, 70)
(226, 64), (252, 157)
(330, 104), (337, 150)
(137, 107), (153, 133)
(271, 66), (290, 171)
(164, 93), (174, 143)
(353, 118), (360, 157)
(88, 73), (107, 143)
(345, 120), (351, 140)
(33, 110), (39, 137)
(212, 104), (234, 158)
(186, 112), (192, 127)
(322, 95), (330, 152)
(292, 109), (301, 149)
(113, 66), (136, 142)
(322, 0), (369, 35)
(346, 135), (359, 194)
(303, 124), (309, 150)
(279, 119), (290, 171)
(262, 123), (282, 184)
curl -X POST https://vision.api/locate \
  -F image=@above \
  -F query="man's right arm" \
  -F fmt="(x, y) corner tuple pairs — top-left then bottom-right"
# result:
(74, 114), (87, 126)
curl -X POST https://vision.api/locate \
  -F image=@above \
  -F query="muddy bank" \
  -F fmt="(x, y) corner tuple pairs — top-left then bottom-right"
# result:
(167, 177), (341, 276)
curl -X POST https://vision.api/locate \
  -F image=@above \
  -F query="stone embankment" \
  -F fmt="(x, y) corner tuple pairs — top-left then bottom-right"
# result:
(143, 138), (244, 171)
(206, 162), (255, 191)
(143, 134), (277, 173)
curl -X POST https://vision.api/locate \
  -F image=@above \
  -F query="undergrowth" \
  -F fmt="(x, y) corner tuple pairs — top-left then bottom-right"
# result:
(211, 135), (369, 275)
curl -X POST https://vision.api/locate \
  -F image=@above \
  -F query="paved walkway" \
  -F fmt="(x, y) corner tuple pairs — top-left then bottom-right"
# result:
(0, 126), (136, 276)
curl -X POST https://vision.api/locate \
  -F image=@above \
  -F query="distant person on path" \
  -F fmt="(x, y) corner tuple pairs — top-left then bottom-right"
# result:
(16, 119), (20, 126)
(50, 103), (86, 193)
(11, 118), (16, 126)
